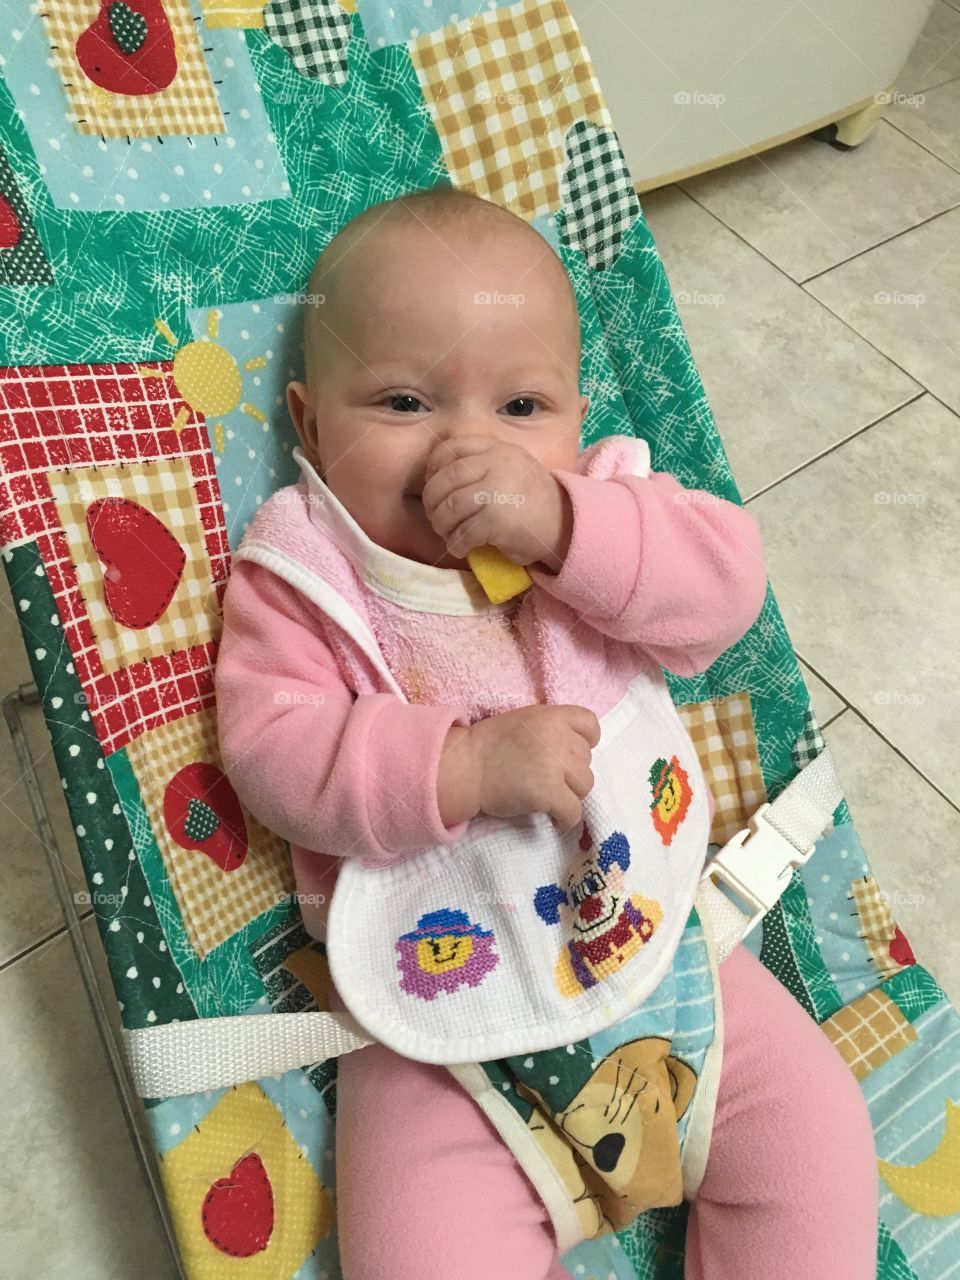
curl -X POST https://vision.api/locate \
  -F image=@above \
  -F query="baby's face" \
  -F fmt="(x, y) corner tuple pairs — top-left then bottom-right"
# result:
(288, 219), (588, 570)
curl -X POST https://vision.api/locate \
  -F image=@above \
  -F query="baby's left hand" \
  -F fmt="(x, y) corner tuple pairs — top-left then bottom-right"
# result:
(420, 435), (571, 570)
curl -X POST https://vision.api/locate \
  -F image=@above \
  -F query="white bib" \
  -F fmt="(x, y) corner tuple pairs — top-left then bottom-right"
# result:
(327, 665), (711, 1064)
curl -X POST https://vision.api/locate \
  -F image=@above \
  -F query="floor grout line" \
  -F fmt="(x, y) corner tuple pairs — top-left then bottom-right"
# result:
(0, 908), (94, 976)
(663, 183), (935, 398)
(800, 199), (960, 285)
(674, 130), (960, 290)
(741, 390), (928, 503)
(794, 642), (960, 818)
(883, 96), (960, 178)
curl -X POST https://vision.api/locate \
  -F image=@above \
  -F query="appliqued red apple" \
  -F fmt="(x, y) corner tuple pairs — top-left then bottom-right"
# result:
(75, 0), (177, 96)
(201, 1152), (274, 1258)
(0, 195), (22, 249)
(164, 761), (249, 872)
(85, 496), (185, 629)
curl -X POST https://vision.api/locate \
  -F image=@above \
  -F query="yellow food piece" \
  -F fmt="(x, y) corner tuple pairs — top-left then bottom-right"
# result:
(467, 544), (533, 603)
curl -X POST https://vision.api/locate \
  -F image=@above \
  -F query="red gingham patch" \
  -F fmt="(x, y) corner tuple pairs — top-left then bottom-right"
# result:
(0, 362), (230, 754)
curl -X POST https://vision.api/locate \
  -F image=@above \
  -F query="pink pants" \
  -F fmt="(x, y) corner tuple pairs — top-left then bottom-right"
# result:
(331, 943), (879, 1279)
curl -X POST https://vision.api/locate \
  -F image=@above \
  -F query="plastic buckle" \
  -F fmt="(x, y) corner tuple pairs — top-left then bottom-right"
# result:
(703, 802), (818, 939)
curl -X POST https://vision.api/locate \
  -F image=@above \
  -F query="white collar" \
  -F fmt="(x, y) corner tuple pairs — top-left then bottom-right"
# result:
(292, 445), (519, 616)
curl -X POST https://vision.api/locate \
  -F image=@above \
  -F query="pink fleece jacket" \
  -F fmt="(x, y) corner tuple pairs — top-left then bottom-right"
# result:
(214, 440), (767, 941)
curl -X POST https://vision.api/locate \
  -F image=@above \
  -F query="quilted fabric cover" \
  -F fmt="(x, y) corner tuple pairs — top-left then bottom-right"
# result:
(0, 1), (956, 1276)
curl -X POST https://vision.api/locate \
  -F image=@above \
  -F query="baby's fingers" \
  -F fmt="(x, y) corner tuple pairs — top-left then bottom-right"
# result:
(551, 788), (584, 835)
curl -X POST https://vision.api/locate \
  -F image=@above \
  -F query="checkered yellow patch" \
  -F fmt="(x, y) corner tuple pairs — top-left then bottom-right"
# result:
(48, 457), (219, 676)
(408, 0), (610, 220)
(850, 875), (910, 980)
(159, 1083), (334, 1276)
(42, 0), (225, 139)
(678, 692), (767, 847)
(822, 988), (917, 1081)
(126, 706), (295, 958)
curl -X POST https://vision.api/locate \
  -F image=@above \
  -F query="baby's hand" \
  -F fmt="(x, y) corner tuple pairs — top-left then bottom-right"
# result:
(420, 436), (571, 571)
(466, 703), (601, 833)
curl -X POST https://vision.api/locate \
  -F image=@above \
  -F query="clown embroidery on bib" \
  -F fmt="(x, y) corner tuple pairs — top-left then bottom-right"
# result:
(396, 907), (500, 1001)
(649, 754), (693, 846)
(533, 822), (663, 998)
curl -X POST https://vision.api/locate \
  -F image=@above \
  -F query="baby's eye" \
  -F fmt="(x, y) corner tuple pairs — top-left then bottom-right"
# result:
(382, 394), (426, 413)
(501, 397), (538, 417)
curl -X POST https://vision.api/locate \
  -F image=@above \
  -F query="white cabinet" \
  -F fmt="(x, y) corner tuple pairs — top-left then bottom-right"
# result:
(566, 0), (935, 190)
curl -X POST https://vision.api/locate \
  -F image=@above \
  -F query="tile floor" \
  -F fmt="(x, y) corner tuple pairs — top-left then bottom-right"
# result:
(1, 7), (959, 1275)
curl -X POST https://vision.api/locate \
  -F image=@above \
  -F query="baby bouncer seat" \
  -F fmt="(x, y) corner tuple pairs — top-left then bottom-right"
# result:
(0, 1), (956, 1276)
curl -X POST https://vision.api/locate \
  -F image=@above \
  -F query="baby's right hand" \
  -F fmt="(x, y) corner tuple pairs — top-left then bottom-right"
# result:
(469, 704), (602, 834)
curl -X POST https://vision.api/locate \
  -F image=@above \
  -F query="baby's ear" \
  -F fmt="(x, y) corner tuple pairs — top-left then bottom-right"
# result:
(286, 380), (321, 464)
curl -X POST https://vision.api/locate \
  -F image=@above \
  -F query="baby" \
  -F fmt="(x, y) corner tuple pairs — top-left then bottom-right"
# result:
(215, 188), (878, 1280)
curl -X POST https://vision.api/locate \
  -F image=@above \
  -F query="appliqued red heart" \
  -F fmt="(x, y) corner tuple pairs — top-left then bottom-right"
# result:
(86, 496), (185, 630)
(201, 1152), (274, 1258)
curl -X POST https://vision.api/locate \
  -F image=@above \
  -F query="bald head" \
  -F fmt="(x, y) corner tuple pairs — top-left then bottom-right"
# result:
(301, 186), (581, 391)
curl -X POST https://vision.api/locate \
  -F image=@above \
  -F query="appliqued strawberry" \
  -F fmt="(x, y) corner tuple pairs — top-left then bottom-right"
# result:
(75, 0), (177, 96)
(164, 762), (249, 873)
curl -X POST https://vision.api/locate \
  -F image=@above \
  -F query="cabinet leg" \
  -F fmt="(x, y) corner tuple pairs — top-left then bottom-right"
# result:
(832, 86), (892, 147)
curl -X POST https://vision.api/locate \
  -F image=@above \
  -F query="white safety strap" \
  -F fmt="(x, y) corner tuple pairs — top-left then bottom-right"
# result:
(123, 1008), (377, 1100)
(122, 746), (843, 1098)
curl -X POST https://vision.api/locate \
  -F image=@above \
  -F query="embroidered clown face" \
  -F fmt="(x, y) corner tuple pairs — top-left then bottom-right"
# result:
(566, 839), (628, 941)
(533, 822), (664, 996)
(535, 822), (631, 940)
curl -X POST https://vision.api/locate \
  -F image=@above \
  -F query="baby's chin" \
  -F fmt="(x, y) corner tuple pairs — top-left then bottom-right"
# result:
(405, 538), (469, 572)
(381, 507), (469, 571)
